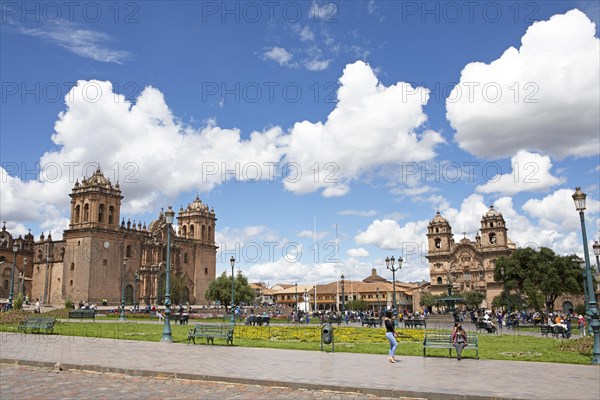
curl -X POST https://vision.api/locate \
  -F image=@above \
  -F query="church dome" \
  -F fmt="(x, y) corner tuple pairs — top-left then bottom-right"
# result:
(187, 195), (208, 212)
(83, 167), (111, 188)
(431, 211), (448, 224)
(484, 205), (502, 218)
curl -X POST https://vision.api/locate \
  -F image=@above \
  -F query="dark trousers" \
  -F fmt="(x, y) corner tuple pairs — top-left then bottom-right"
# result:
(454, 342), (466, 359)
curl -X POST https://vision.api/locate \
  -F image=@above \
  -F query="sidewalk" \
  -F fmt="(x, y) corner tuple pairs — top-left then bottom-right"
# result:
(1, 332), (598, 400)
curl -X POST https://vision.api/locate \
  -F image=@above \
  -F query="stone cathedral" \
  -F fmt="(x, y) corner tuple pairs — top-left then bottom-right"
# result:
(28, 167), (217, 306)
(426, 206), (516, 307)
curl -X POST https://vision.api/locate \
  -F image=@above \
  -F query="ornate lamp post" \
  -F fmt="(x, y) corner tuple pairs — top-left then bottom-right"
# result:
(43, 243), (51, 305)
(303, 288), (309, 313)
(119, 257), (127, 321)
(161, 206), (175, 343)
(572, 187), (600, 364)
(295, 282), (298, 310)
(386, 256), (403, 326)
(134, 271), (140, 313)
(7, 242), (19, 309)
(341, 274), (345, 313)
(230, 256), (236, 324)
(377, 286), (381, 317)
(20, 257), (27, 298)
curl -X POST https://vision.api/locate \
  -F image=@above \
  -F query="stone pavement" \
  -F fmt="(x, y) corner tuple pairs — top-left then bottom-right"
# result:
(1, 332), (599, 400)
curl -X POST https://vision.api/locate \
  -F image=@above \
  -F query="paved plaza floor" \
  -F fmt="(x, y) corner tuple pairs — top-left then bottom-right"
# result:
(1, 332), (599, 400)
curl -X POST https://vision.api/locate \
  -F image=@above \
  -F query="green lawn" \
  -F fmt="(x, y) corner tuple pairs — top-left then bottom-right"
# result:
(0, 317), (593, 365)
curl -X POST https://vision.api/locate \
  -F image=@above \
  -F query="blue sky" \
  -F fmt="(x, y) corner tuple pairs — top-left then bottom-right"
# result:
(1, 1), (599, 286)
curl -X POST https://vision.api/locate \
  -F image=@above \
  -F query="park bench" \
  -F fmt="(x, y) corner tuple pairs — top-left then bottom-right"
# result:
(172, 314), (189, 325)
(540, 324), (552, 337)
(187, 323), (234, 346)
(361, 317), (382, 327)
(244, 315), (270, 326)
(423, 332), (479, 359)
(17, 316), (57, 334)
(68, 309), (96, 321)
(475, 320), (496, 333)
(326, 316), (342, 326)
(404, 319), (427, 329)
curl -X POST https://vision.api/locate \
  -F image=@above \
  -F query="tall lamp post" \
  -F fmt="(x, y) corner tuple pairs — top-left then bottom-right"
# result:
(230, 256), (236, 324)
(43, 243), (51, 305)
(134, 271), (140, 313)
(341, 274), (345, 313)
(20, 257), (27, 298)
(572, 187), (600, 364)
(303, 289), (308, 313)
(386, 256), (403, 326)
(7, 243), (19, 309)
(119, 258), (127, 321)
(377, 286), (381, 317)
(161, 206), (175, 343)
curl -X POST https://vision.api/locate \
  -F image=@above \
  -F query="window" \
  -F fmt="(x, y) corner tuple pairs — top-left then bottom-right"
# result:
(208, 226), (212, 241)
(83, 204), (89, 222)
(437, 277), (442, 284)
(126, 245), (132, 257)
(103, 259), (108, 266)
(434, 238), (441, 249)
(108, 206), (115, 224)
(184, 253), (189, 264)
(70, 262), (75, 271)
(181, 225), (187, 237)
(70, 280), (73, 286)
(489, 233), (497, 244)
(189, 225), (195, 238)
(202, 225), (206, 240)
(204, 267), (208, 274)
(74, 205), (80, 223)
(98, 204), (105, 222)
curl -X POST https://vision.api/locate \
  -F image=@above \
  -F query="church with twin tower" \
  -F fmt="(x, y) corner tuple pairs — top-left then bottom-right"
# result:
(29, 167), (217, 306)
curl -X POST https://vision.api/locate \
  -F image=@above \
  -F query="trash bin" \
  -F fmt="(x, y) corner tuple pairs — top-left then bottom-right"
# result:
(322, 323), (333, 345)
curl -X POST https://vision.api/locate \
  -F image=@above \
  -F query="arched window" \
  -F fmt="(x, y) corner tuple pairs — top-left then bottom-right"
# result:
(126, 245), (132, 257)
(189, 225), (195, 238)
(98, 204), (105, 222)
(83, 204), (90, 222)
(434, 238), (441, 249)
(202, 225), (206, 240)
(489, 233), (497, 244)
(490, 222), (494, 228)
(181, 225), (187, 237)
(208, 226), (212, 241)
(184, 253), (188, 264)
(74, 205), (81, 223)
(60, 247), (65, 259)
(437, 277), (443, 285)
(70, 262), (75, 271)
(435, 227), (439, 233)
(108, 206), (115, 224)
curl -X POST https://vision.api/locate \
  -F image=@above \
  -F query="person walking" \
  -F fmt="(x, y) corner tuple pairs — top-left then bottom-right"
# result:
(384, 311), (398, 363)
(452, 323), (468, 361)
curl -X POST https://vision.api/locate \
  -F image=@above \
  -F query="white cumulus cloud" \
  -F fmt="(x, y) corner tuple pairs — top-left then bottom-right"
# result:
(447, 9), (600, 159)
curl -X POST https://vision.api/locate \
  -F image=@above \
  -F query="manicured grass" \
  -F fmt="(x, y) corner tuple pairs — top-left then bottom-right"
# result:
(0, 318), (593, 365)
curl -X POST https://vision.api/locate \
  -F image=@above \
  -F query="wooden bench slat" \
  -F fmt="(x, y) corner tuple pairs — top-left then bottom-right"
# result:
(423, 332), (479, 359)
(188, 323), (234, 346)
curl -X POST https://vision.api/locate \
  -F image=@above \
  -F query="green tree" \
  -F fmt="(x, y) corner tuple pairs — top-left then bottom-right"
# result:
(459, 291), (486, 310)
(346, 299), (368, 311)
(204, 271), (254, 312)
(419, 293), (437, 309)
(495, 247), (583, 312)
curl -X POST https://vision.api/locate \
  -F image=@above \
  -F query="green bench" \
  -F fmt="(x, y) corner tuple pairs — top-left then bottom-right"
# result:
(188, 323), (234, 346)
(326, 316), (343, 326)
(68, 309), (96, 321)
(361, 317), (381, 327)
(404, 319), (427, 328)
(423, 332), (479, 359)
(17, 316), (57, 334)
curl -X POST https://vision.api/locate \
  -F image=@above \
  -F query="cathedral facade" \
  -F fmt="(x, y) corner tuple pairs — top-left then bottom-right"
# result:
(28, 168), (217, 306)
(426, 206), (516, 307)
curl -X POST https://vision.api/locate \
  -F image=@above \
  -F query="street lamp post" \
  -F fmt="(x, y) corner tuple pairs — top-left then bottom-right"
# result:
(134, 271), (140, 313)
(230, 256), (236, 324)
(20, 257), (27, 298)
(572, 187), (600, 364)
(43, 243), (50, 305)
(386, 256), (403, 326)
(161, 206), (175, 343)
(7, 243), (19, 309)
(119, 258), (127, 321)
(377, 286), (381, 317)
(341, 274), (345, 313)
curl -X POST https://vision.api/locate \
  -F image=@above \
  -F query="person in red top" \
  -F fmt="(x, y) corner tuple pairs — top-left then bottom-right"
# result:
(452, 323), (468, 361)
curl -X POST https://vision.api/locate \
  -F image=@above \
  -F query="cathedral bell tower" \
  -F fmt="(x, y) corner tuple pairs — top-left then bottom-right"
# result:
(479, 205), (508, 248)
(177, 195), (216, 243)
(69, 167), (123, 231)
(427, 211), (454, 254)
